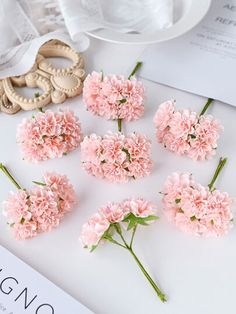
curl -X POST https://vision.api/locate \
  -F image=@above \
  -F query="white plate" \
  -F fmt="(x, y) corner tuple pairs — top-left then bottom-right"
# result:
(86, 0), (212, 44)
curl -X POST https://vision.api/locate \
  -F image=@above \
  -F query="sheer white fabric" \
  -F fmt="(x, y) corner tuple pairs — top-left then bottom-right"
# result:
(0, 0), (89, 78)
(58, 0), (173, 41)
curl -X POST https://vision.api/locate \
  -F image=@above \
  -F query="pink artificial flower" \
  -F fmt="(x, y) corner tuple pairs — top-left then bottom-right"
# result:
(188, 115), (222, 160)
(43, 172), (76, 212)
(124, 133), (151, 159)
(17, 109), (83, 162)
(80, 213), (110, 248)
(13, 221), (38, 240)
(83, 162), (104, 179)
(81, 131), (153, 183)
(161, 171), (233, 237)
(79, 197), (165, 302)
(2, 172), (76, 240)
(83, 71), (145, 122)
(80, 198), (157, 249)
(127, 159), (153, 179)
(99, 202), (128, 223)
(153, 100), (223, 160)
(3, 190), (32, 223)
(30, 187), (59, 232)
(80, 134), (103, 165)
(102, 162), (129, 183)
(153, 100), (175, 131)
(122, 198), (156, 218)
(169, 109), (197, 139)
(102, 132), (127, 164)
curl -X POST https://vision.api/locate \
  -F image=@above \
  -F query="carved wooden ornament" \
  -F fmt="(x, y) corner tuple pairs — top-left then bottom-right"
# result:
(0, 41), (85, 114)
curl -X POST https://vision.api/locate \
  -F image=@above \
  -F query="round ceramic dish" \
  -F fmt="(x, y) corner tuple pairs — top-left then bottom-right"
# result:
(86, 0), (212, 44)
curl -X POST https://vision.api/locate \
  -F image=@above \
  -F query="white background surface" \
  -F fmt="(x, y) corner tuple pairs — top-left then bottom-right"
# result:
(0, 38), (236, 314)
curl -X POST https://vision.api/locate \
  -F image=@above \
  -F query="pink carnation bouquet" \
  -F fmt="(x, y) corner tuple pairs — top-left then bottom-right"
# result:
(153, 98), (223, 160)
(83, 62), (144, 131)
(17, 109), (83, 162)
(81, 131), (153, 183)
(161, 157), (233, 236)
(80, 198), (167, 302)
(0, 163), (76, 239)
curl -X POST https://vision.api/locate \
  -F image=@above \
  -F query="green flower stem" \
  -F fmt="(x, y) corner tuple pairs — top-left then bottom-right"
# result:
(117, 61), (143, 132)
(128, 61), (143, 80)
(208, 157), (227, 191)
(118, 118), (122, 132)
(199, 98), (214, 116)
(100, 70), (104, 81)
(37, 107), (44, 113)
(114, 224), (129, 247)
(130, 225), (137, 249)
(113, 223), (167, 302)
(32, 180), (46, 186)
(106, 237), (127, 249)
(128, 247), (167, 303)
(0, 163), (22, 189)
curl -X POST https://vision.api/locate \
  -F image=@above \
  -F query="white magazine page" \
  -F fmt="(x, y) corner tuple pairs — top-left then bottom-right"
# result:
(140, 0), (236, 106)
(0, 245), (93, 314)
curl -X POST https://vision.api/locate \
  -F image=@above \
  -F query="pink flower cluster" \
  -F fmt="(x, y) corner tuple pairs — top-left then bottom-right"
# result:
(161, 172), (233, 237)
(3, 173), (76, 239)
(83, 71), (145, 121)
(153, 100), (223, 160)
(17, 110), (83, 162)
(80, 198), (156, 249)
(81, 132), (153, 183)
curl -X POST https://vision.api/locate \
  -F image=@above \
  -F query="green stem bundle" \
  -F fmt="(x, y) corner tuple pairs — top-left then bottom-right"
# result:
(208, 157), (227, 191)
(118, 61), (143, 132)
(109, 223), (167, 302)
(199, 98), (214, 116)
(0, 163), (22, 189)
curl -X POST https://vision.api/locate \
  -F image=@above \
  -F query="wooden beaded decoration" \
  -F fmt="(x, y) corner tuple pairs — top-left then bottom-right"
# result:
(0, 40), (85, 114)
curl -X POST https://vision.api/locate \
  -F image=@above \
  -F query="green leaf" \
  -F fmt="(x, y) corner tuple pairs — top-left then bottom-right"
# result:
(122, 148), (131, 162)
(120, 98), (127, 104)
(32, 181), (46, 186)
(101, 225), (114, 241)
(123, 213), (132, 222)
(102, 234), (112, 241)
(114, 223), (122, 234)
(175, 198), (181, 204)
(127, 219), (137, 231)
(143, 215), (159, 221)
(124, 213), (158, 230)
(103, 234), (118, 245)
(122, 213), (136, 230)
(90, 245), (97, 252)
(135, 218), (148, 226)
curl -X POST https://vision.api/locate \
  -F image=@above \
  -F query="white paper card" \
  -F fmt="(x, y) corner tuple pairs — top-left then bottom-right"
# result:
(0, 246), (93, 314)
(140, 0), (236, 106)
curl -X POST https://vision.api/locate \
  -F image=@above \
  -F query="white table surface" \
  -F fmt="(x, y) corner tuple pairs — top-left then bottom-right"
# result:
(0, 37), (236, 314)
